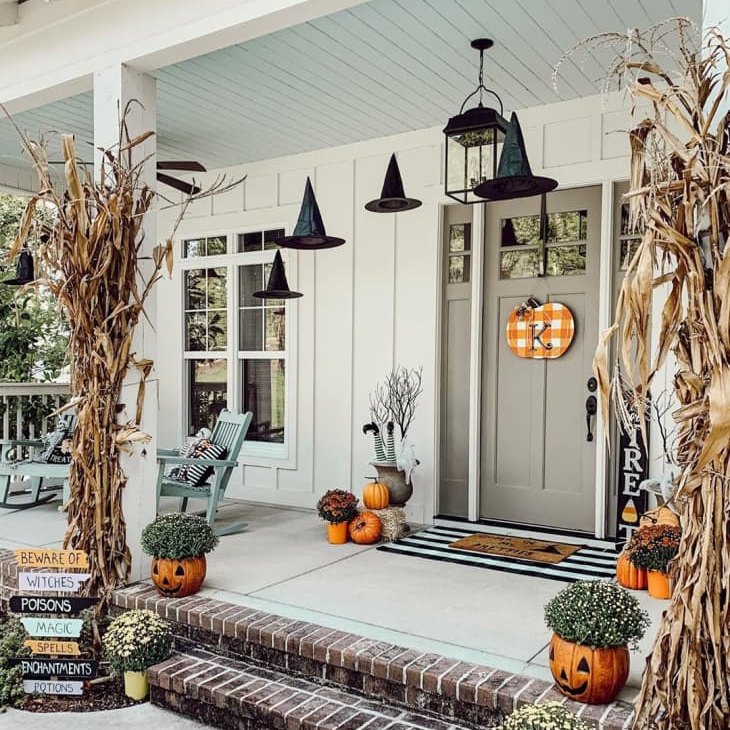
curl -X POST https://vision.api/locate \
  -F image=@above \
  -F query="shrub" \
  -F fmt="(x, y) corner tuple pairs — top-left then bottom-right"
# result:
(544, 580), (650, 650)
(316, 489), (359, 524)
(0, 615), (30, 709)
(141, 512), (219, 559)
(499, 701), (591, 730)
(627, 524), (681, 573)
(102, 610), (173, 674)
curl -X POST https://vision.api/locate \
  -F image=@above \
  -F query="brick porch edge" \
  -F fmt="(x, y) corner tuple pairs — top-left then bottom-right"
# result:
(0, 550), (635, 728)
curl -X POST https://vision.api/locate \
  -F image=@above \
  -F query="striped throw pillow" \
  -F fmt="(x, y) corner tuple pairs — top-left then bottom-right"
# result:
(185, 441), (227, 487)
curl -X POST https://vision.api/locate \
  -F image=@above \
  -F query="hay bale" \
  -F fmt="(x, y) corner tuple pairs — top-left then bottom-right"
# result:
(371, 506), (407, 541)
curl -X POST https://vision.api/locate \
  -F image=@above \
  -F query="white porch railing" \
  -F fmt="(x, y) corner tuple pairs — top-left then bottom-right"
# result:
(0, 382), (71, 442)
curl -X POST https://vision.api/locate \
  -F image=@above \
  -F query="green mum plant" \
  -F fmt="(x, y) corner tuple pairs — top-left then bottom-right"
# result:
(499, 701), (591, 730)
(544, 580), (650, 651)
(102, 610), (173, 674)
(141, 513), (219, 559)
(316, 489), (359, 524)
(626, 524), (681, 573)
(0, 616), (30, 709)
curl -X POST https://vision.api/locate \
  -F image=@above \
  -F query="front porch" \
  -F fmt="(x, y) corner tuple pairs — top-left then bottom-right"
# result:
(0, 496), (665, 712)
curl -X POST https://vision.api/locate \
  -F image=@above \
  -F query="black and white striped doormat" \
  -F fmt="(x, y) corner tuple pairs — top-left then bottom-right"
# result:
(377, 524), (617, 583)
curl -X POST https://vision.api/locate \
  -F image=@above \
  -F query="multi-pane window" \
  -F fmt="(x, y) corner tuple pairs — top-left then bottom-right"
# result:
(499, 209), (588, 279)
(182, 230), (291, 452)
(447, 223), (472, 283)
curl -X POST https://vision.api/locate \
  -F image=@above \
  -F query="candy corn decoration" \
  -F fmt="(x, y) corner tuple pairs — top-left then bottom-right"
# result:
(621, 498), (639, 524)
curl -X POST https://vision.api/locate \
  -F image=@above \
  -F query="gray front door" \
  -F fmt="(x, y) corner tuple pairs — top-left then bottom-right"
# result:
(480, 186), (602, 532)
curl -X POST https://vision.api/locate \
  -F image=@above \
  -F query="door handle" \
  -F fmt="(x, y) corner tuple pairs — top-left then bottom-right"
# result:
(585, 395), (597, 442)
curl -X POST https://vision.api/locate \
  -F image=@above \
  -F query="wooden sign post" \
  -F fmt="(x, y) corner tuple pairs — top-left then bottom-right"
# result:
(615, 419), (649, 549)
(10, 548), (98, 696)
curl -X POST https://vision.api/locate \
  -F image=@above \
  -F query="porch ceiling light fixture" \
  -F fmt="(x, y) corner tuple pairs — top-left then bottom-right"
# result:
(365, 153), (422, 213)
(275, 177), (345, 249)
(443, 38), (509, 205)
(2, 249), (35, 285)
(253, 250), (302, 300)
(474, 112), (558, 201)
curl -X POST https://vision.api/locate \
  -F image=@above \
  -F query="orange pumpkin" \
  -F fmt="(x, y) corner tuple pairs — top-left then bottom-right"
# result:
(363, 481), (390, 510)
(616, 551), (647, 590)
(549, 633), (629, 705)
(640, 505), (680, 529)
(151, 556), (207, 597)
(348, 511), (382, 544)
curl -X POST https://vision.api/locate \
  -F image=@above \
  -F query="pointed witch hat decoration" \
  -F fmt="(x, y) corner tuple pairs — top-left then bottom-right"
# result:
(365, 153), (422, 213)
(3, 249), (35, 286)
(253, 250), (302, 300)
(275, 177), (345, 250)
(474, 113), (558, 201)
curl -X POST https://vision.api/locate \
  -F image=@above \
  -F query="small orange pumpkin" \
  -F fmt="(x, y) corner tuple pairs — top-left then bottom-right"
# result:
(549, 633), (629, 705)
(363, 481), (390, 510)
(616, 551), (647, 590)
(348, 511), (382, 544)
(151, 555), (207, 598)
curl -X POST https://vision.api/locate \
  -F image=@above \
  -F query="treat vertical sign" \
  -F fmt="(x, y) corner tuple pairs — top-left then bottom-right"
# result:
(12, 548), (98, 696)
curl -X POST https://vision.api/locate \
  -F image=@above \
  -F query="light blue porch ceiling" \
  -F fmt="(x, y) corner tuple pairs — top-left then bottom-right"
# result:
(0, 0), (701, 177)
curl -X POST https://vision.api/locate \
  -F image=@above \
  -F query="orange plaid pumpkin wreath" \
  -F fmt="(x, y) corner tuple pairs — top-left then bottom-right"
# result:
(506, 300), (575, 359)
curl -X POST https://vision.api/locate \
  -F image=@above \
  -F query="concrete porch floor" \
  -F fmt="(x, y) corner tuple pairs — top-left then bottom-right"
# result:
(0, 497), (667, 702)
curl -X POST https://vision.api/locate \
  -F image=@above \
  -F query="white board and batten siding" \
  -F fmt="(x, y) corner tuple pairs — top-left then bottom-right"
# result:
(156, 92), (638, 523)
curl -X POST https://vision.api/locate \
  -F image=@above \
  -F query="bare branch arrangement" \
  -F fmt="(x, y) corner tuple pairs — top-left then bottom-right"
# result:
(560, 19), (730, 730)
(5, 104), (242, 610)
(369, 366), (423, 441)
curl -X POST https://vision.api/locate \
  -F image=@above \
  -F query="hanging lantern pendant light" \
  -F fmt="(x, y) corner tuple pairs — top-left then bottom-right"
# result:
(365, 153), (422, 213)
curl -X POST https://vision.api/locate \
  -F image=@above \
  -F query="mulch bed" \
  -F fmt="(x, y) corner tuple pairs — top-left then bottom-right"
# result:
(19, 675), (145, 713)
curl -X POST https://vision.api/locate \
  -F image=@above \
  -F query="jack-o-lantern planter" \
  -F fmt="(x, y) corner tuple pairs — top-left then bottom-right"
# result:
(548, 634), (629, 705)
(544, 581), (649, 705)
(152, 556), (207, 597)
(141, 513), (220, 598)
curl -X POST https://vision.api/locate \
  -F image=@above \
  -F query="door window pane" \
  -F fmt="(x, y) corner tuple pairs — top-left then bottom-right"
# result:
(447, 223), (472, 284)
(242, 359), (285, 443)
(449, 224), (471, 252)
(500, 249), (540, 279)
(546, 244), (587, 276)
(189, 359), (227, 435)
(448, 255), (471, 283)
(546, 210), (588, 242)
(501, 215), (539, 247)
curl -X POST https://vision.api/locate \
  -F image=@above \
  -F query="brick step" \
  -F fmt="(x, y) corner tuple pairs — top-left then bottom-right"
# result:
(113, 585), (634, 730)
(150, 649), (472, 730)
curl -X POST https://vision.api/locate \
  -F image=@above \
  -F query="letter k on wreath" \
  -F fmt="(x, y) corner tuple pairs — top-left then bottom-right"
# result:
(506, 299), (575, 359)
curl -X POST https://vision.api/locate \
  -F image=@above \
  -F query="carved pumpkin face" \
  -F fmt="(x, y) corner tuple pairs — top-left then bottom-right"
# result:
(548, 634), (629, 705)
(151, 556), (207, 598)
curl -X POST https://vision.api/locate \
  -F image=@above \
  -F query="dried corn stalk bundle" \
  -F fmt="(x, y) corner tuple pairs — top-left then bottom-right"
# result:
(560, 20), (730, 730)
(5, 106), (240, 610)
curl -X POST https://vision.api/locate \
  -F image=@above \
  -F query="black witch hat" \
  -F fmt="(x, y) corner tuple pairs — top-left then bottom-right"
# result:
(474, 113), (558, 201)
(3, 250), (35, 286)
(253, 250), (302, 300)
(365, 154), (422, 213)
(275, 177), (345, 250)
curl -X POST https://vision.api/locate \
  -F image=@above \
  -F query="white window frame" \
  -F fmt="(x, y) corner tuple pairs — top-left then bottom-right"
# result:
(178, 227), (297, 468)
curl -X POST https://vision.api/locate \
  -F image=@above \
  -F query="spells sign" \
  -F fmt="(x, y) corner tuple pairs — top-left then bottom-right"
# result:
(23, 679), (84, 696)
(24, 640), (80, 656)
(9, 596), (99, 615)
(21, 617), (83, 638)
(10, 658), (98, 680)
(15, 549), (89, 569)
(18, 572), (90, 592)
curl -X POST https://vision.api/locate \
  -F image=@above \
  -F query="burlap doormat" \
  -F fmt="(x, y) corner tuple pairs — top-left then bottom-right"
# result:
(448, 533), (582, 564)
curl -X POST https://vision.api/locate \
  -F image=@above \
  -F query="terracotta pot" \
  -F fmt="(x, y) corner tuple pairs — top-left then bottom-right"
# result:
(647, 570), (672, 599)
(151, 555), (207, 598)
(327, 521), (349, 544)
(548, 633), (629, 705)
(373, 464), (412, 506)
(123, 670), (149, 700)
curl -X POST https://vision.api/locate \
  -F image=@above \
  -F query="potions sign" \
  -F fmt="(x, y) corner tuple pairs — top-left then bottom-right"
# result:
(615, 421), (649, 548)
(11, 548), (98, 696)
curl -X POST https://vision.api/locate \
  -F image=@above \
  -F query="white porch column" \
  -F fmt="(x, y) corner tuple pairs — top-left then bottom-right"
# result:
(93, 64), (158, 582)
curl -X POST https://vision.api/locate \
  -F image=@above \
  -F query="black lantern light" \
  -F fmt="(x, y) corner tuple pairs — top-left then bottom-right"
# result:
(443, 39), (509, 204)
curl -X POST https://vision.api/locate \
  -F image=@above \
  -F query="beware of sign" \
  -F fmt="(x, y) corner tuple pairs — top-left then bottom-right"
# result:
(21, 617), (83, 638)
(24, 640), (81, 656)
(22, 679), (84, 696)
(18, 572), (90, 593)
(14, 549), (89, 569)
(10, 658), (98, 680)
(9, 596), (99, 615)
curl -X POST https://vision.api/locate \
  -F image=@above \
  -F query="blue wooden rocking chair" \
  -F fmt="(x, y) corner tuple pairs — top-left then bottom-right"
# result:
(155, 410), (252, 535)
